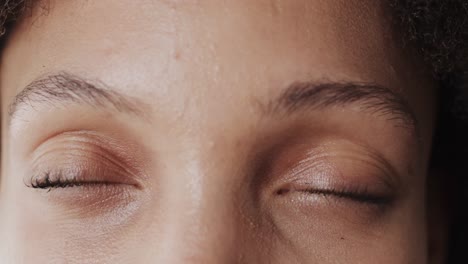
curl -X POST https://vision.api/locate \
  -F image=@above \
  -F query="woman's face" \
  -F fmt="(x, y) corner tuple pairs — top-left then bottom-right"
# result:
(0, 0), (437, 263)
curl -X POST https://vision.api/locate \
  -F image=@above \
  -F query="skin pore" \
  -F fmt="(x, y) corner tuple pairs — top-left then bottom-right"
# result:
(0, 0), (439, 263)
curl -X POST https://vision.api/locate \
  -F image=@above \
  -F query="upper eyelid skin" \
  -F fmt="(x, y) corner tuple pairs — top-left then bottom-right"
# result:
(26, 130), (151, 188)
(262, 137), (403, 190)
(283, 155), (399, 203)
(291, 144), (400, 190)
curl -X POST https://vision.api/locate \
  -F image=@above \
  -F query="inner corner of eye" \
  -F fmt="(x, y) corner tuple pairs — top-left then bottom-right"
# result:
(273, 183), (294, 196)
(275, 187), (291, 195)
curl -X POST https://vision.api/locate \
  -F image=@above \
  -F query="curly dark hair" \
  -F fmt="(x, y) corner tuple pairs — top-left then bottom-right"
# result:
(0, 0), (467, 263)
(389, 1), (468, 263)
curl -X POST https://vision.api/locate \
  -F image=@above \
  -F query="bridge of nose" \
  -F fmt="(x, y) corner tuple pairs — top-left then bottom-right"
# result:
(141, 136), (258, 263)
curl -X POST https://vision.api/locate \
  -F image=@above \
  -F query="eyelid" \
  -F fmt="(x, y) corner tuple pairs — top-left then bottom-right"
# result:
(285, 149), (397, 192)
(270, 138), (399, 186)
(24, 132), (149, 220)
(27, 165), (141, 191)
(274, 161), (396, 208)
(261, 138), (401, 207)
(26, 130), (148, 189)
(27, 168), (144, 220)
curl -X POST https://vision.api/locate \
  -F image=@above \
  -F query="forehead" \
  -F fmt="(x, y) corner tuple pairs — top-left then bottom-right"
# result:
(2, 0), (433, 138)
(4, 0), (407, 89)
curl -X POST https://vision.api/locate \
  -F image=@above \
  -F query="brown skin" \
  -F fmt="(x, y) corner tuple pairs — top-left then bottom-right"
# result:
(0, 0), (441, 263)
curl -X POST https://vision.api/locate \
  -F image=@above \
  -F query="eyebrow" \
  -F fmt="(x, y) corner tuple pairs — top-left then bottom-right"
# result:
(9, 73), (147, 121)
(266, 81), (418, 131)
(9, 73), (417, 133)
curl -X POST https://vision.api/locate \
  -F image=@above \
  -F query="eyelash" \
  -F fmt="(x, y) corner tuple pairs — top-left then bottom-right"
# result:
(303, 187), (392, 205)
(276, 185), (392, 206)
(27, 171), (111, 192)
(28, 172), (392, 207)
